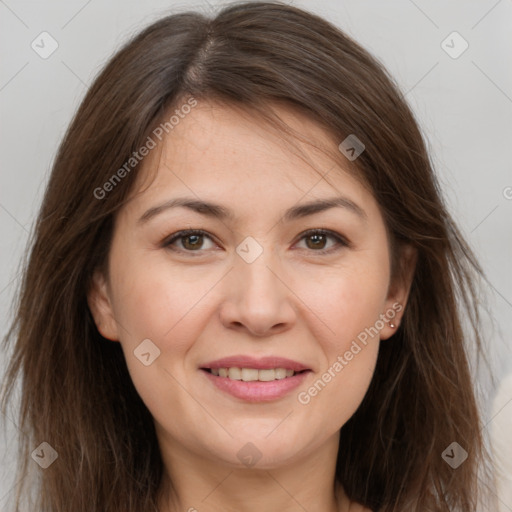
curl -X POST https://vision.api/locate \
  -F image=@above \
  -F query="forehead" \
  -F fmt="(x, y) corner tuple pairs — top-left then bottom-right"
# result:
(123, 99), (376, 223)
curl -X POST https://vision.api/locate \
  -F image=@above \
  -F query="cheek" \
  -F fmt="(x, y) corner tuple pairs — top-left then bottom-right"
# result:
(319, 345), (379, 427)
(109, 249), (213, 344)
(299, 284), (381, 428)
(293, 256), (386, 421)
(299, 255), (389, 347)
(109, 268), (204, 423)
(107, 255), (227, 402)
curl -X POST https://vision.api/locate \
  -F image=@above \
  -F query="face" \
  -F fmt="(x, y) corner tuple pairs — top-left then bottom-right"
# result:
(88, 99), (411, 470)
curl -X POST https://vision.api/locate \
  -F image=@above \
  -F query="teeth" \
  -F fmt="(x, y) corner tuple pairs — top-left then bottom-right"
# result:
(258, 369), (275, 382)
(241, 368), (259, 381)
(275, 368), (287, 379)
(228, 367), (242, 380)
(209, 367), (298, 381)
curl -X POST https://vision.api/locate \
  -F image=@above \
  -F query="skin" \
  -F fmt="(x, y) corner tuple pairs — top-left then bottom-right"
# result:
(88, 99), (416, 512)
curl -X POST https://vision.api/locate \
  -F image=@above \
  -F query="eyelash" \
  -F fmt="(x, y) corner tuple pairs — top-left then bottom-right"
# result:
(162, 228), (350, 256)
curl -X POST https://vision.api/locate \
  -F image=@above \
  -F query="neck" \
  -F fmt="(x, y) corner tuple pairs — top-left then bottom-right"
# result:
(156, 432), (351, 512)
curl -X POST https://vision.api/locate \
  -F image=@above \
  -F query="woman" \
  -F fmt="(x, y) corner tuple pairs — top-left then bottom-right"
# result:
(0, 2), (495, 511)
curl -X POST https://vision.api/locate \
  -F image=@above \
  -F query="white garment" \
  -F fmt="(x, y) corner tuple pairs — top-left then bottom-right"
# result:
(491, 373), (512, 511)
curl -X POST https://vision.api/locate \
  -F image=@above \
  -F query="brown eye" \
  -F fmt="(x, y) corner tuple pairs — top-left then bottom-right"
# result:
(181, 233), (204, 250)
(305, 233), (328, 250)
(163, 228), (349, 257)
(295, 229), (349, 254)
(164, 229), (216, 254)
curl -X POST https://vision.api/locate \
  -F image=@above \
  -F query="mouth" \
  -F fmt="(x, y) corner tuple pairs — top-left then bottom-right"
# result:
(199, 356), (312, 402)
(200, 367), (310, 381)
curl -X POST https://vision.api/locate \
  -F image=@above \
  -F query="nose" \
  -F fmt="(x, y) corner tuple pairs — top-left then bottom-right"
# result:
(219, 247), (297, 338)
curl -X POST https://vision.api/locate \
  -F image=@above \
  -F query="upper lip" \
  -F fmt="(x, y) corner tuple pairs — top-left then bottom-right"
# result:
(200, 355), (311, 372)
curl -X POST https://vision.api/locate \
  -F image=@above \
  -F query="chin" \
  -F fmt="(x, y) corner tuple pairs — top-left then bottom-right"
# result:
(210, 436), (309, 471)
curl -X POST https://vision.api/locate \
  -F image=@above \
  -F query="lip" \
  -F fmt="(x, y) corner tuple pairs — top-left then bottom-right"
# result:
(200, 355), (311, 372)
(200, 367), (311, 402)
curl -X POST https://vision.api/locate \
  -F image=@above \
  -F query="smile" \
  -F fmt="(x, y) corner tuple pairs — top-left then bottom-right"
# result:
(205, 367), (301, 381)
(200, 367), (311, 402)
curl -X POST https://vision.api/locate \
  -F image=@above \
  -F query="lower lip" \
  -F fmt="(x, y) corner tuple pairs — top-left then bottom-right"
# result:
(201, 369), (311, 402)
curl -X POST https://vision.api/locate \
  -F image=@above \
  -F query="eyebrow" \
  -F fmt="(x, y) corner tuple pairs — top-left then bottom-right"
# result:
(137, 195), (367, 225)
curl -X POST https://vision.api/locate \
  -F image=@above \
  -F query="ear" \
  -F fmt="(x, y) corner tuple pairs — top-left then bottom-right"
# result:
(380, 243), (417, 340)
(87, 269), (120, 341)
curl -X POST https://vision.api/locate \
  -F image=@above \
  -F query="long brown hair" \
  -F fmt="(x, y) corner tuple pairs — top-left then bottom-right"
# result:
(1, 2), (495, 510)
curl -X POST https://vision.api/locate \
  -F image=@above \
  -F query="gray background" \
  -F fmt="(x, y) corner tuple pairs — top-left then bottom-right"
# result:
(1, 0), (511, 509)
